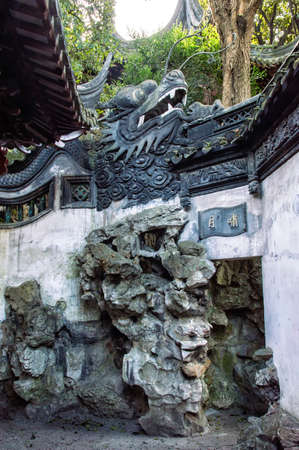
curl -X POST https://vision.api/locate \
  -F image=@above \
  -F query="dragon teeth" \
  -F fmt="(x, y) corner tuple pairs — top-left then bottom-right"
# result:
(137, 115), (145, 128)
(170, 89), (176, 99)
(183, 95), (187, 105)
(161, 105), (178, 117)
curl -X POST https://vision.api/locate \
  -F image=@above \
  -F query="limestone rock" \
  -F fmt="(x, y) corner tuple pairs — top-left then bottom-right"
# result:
(208, 306), (228, 326)
(130, 205), (188, 233)
(66, 345), (85, 381)
(113, 314), (163, 343)
(2, 206), (218, 437)
(4, 280), (41, 315)
(147, 292), (165, 319)
(178, 240), (207, 257)
(66, 320), (108, 344)
(102, 277), (147, 315)
(238, 406), (299, 449)
(112, 233), (137, 258)
(205, 365), (236, 409)
(216, 261), (236, 286)
(78, 383), (134, 418)
(141, 273), (168, 292)
(167, 317), (210, 347)
(161, 251), (215, 280)
(186, 272), (208, 290)
(123, 343), (205, 436)
(44, 366), (64, 396)
(253, 347), (273, 361)
(237, 405), (281, 449)
(88, 243), (142, 278)
(25, 305), (59, 348)
(4, 281), (63, 349)
(107, 221), (132, 239)
(13, 377), (45, 403)
(18, 346), (51, 378)
(246, 308), (265, 334)
(214, 286), (252, 310)
(234, 358), (279, 414)
(0, 351), (11, 381)
(165, 285), (206, 317)
(0, 394), (15, 420)
(182, 359), (211, 378)
(139, 404), (207, 437)
(255, 359), (280, 404)
(279, 409), (299, 448)
(3, 279), (138, 423)
(25, 391), (80, 421)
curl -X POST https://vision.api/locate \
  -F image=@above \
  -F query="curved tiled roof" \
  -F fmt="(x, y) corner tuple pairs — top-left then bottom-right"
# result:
(238, 38), (299, 145)
(251, 37), (299, 68)
(0, 0), (98, 151)
(114, 0), (297, 71)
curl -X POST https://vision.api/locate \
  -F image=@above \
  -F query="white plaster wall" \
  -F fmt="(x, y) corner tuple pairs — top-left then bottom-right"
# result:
(261, 151), (299, 419)
(1, 151), (298, 422)
(0, 232), (9, 323)
(0, 186), (180, 322)
(0, 176), (263, 322)
(185, 184), (263, 259)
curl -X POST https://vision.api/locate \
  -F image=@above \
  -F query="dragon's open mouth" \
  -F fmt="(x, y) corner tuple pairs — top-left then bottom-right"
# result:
(137, 87), (187, 128)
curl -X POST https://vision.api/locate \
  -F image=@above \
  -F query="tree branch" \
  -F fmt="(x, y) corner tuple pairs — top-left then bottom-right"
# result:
(254, 21), (265, 45)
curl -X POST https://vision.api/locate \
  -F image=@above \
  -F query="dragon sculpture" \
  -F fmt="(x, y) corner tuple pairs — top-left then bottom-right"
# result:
(95, 69), (224, 210)
(1, 0), (297, 210)
(101, 70), (188, 162)
(0, 68), (223, 210)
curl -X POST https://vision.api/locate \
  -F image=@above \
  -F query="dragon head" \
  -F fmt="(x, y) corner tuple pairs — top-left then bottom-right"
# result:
(101, 70), (187, 161)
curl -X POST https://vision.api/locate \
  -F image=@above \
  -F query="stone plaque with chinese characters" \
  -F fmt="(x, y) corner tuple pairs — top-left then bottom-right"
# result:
(198, 204), (247, 239)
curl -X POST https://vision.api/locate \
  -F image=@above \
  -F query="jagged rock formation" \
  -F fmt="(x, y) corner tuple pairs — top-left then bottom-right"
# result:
(0, 280), (135, 421)
(78, 204), (215, 436)
(205, 259), (272, 414)
(0, 205), (216, 436)
(0, 207), (283, 438)
(238, 405), (299, 449)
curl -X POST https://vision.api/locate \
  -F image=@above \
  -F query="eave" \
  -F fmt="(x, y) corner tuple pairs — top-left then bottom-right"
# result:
(0, 0), (98, 151)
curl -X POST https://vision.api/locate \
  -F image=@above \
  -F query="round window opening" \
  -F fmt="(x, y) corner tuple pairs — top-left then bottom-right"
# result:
(114, 0), (179, 40)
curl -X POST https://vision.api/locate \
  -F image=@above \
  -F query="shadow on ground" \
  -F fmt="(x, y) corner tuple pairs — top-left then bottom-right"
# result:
(0, 408), (249, 450)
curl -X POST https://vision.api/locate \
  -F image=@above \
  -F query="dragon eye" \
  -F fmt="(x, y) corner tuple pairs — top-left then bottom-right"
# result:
(166, 70), (184, 81)
(132, 88), (146, 104)
(139, 80), (157, 95)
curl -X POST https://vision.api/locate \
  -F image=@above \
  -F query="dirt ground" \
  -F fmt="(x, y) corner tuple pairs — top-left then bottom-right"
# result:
(0, 408), (249, 450)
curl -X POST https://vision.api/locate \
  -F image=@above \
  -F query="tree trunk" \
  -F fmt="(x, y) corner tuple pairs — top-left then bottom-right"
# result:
(209, 0), (262, 107)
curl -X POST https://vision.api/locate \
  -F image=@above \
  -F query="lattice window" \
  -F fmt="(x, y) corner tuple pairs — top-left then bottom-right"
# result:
(215, 106), (255, 130)
(61, 176), (95, 208)
(71, 183), (90, 202)
(0, 181), (54, 228)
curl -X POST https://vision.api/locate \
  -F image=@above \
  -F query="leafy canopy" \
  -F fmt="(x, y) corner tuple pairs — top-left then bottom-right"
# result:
(59, 0), (118, 82)
(60, 0), (287, 104)
(117, 24), (222, 106)
(253, 0), (298, 46)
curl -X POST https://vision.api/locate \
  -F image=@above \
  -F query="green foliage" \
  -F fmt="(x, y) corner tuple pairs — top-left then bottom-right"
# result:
(58, 0), (296, 106)
(253, 0), (298, 46)
(6, 147), (38, 166)
(59, 0), (118, 82)
(250, 65), (267, 96)
(6, 148), (25, 165)
(110, 23), (268, 104)
(100, 80), (125, 105)
(119, 24), (223, 105)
